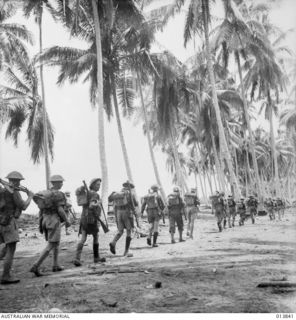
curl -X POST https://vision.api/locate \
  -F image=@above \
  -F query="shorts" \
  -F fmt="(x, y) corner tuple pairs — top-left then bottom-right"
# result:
(117, 210), (133, 232)
(42, 213), (61, 243)
(147, 208), (160, 224)
(186, 206), (198, 222)
(169, 212), (183, 233)
(0, 217), (19, 244)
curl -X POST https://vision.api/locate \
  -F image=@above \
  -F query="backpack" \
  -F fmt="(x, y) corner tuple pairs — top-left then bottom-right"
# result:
(168, 194), (180, 206)
(33, 190), (54, 210)
(145, 194), (159, 209)
(227, 199), (235, 207)
(184, 194), (195, 206)
(113, 191), (129, 207)
(75, 186), (88, 206)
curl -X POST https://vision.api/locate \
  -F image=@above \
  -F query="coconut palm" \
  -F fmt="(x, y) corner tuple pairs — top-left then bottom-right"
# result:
(0, 47), (54, 163)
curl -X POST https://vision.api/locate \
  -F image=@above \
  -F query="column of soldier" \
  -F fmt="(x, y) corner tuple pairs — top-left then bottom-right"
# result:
(0, 171), (286, 285)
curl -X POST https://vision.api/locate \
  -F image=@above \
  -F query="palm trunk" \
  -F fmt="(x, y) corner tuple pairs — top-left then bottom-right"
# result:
(210, 130), (224, 192)
(39, 10), (51, 189)
(198, 172), (207, 203)
(111, 75), (133, 182)
(202, 0), (241, 199)
(268, 96), (280, 197)
(205, 168), (213, 195)
(236, 52), (262, 200)
(246, 150), (252, 194)
(137, 73), (166, 201)
(212, 169), (218, 191)
(92, 0), (108, 207)
(194, 172), (198, 196)
(169, 127), (187, 194)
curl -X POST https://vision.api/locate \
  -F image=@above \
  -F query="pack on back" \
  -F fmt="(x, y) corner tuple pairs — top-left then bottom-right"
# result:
(145, 194), (159, 209)
(113, 191), (129, 207)
(33, 190), (54, 210)
(210, 195), (220, 207)
(184, 194), (195, 206)
(168, 194), (180, 206)
(75, 186), (88, 206)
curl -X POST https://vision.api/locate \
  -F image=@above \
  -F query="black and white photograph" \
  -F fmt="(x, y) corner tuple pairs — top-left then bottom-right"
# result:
(0, 0), (295, 315)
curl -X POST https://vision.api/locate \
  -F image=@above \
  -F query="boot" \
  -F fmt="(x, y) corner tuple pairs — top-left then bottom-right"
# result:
(52, 266), (64, 272)
(171, 233), (176, 244)
(123, 236), (133, 257)
(73, 243), (84, 267)
(93, 244), (106, 263)
(1, 245), (19, 284)
(179, 231), (185, 242)
(152, 232), (158, 247)
(30, 264), (44, 277)
(218, 222), (222, 232)
(147, 237), (151, 246)
(223, 219), (227, 229)
(109, 232), (122, 255)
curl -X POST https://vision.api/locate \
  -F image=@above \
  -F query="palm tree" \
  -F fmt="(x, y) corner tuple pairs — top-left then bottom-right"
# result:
(0, 47), (54, 163)
(22, 0), (57, 189)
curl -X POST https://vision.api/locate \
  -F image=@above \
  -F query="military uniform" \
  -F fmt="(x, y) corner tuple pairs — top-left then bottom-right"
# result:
(237, 199), (246, 226)
(184, 189), (200, 239)
(227, 196), (236, 227)
(109, 181), (138, 257)
(167, 187), (186, 243)
(210, 192), (225, 232)
(275, 198), (284, 220)
(141, 185), (165, 247)
(0, 171), (33, 284)
(246, 196), (257, 224)
(264, 198), (275, 220)
(73, 178), (105, 267)
(30, 175), (70, 277)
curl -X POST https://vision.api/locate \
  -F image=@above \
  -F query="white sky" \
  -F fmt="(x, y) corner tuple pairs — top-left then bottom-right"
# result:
(0, 0), (295, 214)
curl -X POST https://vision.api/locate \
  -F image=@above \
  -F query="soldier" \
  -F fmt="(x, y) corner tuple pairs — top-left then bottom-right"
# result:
(167, 187), (186, 243)
(141, 185), (165, 247)
(227, 195), (236, 227)
(237, 198), (247, 226)
(109, 181), (138, 257)
(246, 195), (257, 224)
(275, 197), (284, 220)
(220, 192), (229, 229)
(0, 171), (33, 284)
(30, 175), (70, 277)
(64, 191), (73, 235)
(184, 188), (200, 239)
(264, 197), (275, 220)
(73, 178), (106, 266)
(210, 191), (225, 232)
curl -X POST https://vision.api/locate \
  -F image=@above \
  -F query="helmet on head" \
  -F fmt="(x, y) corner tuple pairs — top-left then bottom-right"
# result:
(50, 175), (64, 183)
(65, 191), (71, 196)
(220, 192), (225, 196)
(6, 171), (24, 180)
(122, 181), (135, 189)
(228, 195), (233, 198)
(173, 186), (180, 193)
(190, 188), (196, 193)
(89, 178), (101, 189)
(215, 190), (220, 195)
(151, 184), (159, 191)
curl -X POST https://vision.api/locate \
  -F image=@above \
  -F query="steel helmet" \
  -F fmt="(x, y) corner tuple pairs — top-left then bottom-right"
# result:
(173, 186), (180, 193)
(190, 188), (196, 193)
(50, 175), (64, 182)
(122, 181), (135, 189)
(151, 184), (159, 191)
(6, 171), (24, 180)
(90, 178), (101, 189)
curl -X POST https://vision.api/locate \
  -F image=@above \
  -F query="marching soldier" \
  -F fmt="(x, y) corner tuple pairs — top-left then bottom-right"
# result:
(73, 178), (106, 267)
(30, 175), (70, 277)
(246, 195), (257, 224)
(141, 185), (165, 247)
(109, 181), (138, 257)
(227, 195), (236, 227)
(0, 171), (33, 284)
(184, 188), (200, 239)
(237, 198), (247, 226)
(167, 187), (186, 243)
(210, 191), (225, 232)
(264, 197), (275, 220)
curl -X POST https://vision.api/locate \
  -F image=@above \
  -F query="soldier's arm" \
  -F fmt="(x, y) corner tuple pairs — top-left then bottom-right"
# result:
(13, 190), (33, 211)
(158, 196), (165, 211)
(132, 195), (138, 207)
(57, 205), (70, 227)
(141, 199), (146, 215)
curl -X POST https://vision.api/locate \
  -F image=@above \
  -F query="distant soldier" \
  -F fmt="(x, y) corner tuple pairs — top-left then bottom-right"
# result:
(220, 192), (229, 229)
(210, 191), (225, 232)
(275, 198), (284, 220)
(167, 187), (186, 243)
(246, 195), (257, 224)
(73, 178), (106, 267)
(0, 172), (33, 284)
(227, 195), (236, 227)
(30, 175), (70, 277)
(237, 198), (247, 226)
(109, 181), (138, 257)
(264, 198), (275, 220)
(141, 185), (165, 247)
(184, 188), (200, 239)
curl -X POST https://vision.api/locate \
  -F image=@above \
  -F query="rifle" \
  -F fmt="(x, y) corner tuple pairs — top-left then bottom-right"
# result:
(82, 181), (109, 233)
(0, 178), (29, 194)
(127, 184), (140, 228)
